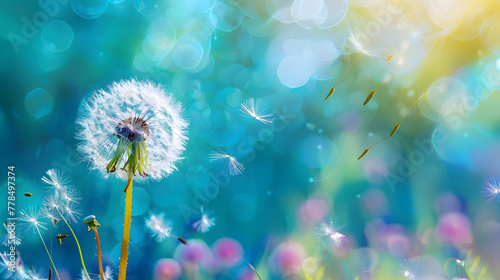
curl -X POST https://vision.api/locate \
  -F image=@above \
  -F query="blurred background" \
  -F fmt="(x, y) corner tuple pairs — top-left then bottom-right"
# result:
(2, 0), (500, 279)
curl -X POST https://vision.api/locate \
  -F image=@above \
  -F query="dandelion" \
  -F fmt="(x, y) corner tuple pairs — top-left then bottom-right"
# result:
(483, 177), (500, 202)
(76, 80), (188, 280)
(325, 32), (380, 100)
(19, 208), (60, 280)
(400, 258), (421, 279)
(210, 98), (273, 176)
(192, 207), (216, 233)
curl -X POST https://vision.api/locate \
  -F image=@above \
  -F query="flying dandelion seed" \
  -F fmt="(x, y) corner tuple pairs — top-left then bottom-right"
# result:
(100, 266), (114, 280)
(20, 208), (61, 280)
(209, 149), (244, 176)
(357, 136), (389, 160)
(400, 258), (422, 279)
(325, 32), (380, 100)
(2, 223), (21, 247)
(145, 212), (173, 241)
(210, 98), (274, 176)
(396, 13), (431, 42)
(42, 168), (72, 192)
(26, 266), (48, 280)
(192, 207), (216, 233)
(20, 208), (48, 234)
(314, 217), (347, 248)
(483, 177), (500, 202)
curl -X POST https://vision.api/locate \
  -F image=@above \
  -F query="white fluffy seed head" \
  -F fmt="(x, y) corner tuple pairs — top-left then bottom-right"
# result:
(75, 79), (189, 182)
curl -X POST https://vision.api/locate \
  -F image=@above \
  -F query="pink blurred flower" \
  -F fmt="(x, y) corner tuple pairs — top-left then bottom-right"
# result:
(437, 212), (472, 245)
(174, 239), (213, 266)
(298, 198), (330, 227)
(212, 238), (244, 267)
(269, 241), (305, 276)
(153, 258), (181, 280)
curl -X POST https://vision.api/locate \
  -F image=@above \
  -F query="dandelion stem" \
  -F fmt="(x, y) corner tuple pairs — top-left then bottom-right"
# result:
(118, 176), (134, 280)
(400, 90), (429, 123)
(373, 62), (400, 92)
(36, 226), (61, 280)
(325, 50), (363, 100)
(92, 227), (105, 280)
(230, 118), (255, 156)
(56, 209), (90, 280)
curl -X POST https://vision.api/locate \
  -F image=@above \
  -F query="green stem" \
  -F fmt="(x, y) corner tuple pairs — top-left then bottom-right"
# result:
(118, 177), (134, 280)
(56, 209), (90, 280)
(36, 227), (60, 280)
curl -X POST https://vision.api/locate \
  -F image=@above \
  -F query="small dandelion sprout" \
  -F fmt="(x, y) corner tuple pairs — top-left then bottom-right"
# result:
(83, 215), (101, 231)
(84, 215), (105, 280)
(209, 149), (244, 176)
(240, 98), (275, 125)
(192, 207), (216, 233)
(145, 213), (173, 241)
(75, 79), (188, 182)
(483, 177), (500, 202)
(314, 217), (347, 248)
(42, 168), (72, 191)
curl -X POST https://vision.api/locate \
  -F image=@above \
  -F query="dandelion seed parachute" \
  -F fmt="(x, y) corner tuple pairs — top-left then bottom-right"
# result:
(483, 177), (500, 202)
(75, 79), (188, 181)
(209, 149), (244, 176)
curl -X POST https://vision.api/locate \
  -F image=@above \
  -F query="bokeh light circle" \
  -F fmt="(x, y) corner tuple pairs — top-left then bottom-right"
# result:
(482, 58), (500, 89)
(172, 36), (204, 70)
(480, 14), (500, 54)
(71, 0), (109, 19)
(41, 20), (74, 52)
(147, 18), (176, 50)
(24, 88), (54, 119)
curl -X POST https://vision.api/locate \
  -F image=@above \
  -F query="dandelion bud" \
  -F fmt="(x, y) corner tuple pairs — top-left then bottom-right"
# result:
(83, 215), (101, 230)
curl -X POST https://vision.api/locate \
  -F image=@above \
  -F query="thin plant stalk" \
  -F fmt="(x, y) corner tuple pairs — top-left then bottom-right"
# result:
(36, 227), (60, 280)
(118, 177), (134, 280)
(55, 209), (90, 279)
(230, 118), (255, 156)
(92, 227), (105, 280)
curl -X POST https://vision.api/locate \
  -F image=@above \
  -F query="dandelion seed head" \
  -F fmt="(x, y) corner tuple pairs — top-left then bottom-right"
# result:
(396, 13), (430, 41)
(209, 149), (244, 176)
(145, 213), (173, 240)
(240, 98), (274, 125)
(76, 79), (188, 181)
